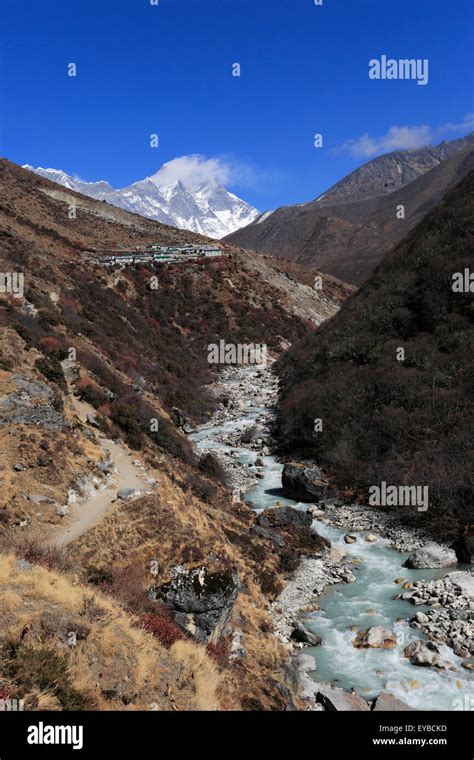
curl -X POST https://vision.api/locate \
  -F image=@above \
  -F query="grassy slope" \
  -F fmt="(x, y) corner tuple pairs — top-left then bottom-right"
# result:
(0, 160), (351, 710)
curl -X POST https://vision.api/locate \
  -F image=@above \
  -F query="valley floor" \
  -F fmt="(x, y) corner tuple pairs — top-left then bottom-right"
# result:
(190, 363), (474, 711)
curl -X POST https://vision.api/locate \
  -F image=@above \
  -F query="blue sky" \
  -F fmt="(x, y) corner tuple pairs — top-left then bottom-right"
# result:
(0, 0), (473, 211)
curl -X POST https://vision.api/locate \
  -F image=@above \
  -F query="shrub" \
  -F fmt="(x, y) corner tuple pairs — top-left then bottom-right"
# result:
(1, 642), (95, 710)
(137, 613), (185, 648)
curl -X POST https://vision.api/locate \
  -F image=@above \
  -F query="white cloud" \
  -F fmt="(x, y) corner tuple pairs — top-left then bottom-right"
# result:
(150, 155), (232, 189)
(336, 114), (474, 159)
(148, 153), (282, 191)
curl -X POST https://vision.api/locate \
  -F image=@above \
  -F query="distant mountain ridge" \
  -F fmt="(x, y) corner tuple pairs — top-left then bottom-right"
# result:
(226, 133), (474, 284)
(313, 134), (474, 207)
(23, 164), (259, 239)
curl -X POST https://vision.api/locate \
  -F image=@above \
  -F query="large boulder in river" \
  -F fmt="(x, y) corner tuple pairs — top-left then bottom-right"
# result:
(372, 693), (416, 711)
(353, 626), (397, 649)
(403, 640), (441, 667)
(316, 683), (370, 711)
(403, 544), (457, 569)
(153, 565), (239, 644)
(281, 463), (331, 502)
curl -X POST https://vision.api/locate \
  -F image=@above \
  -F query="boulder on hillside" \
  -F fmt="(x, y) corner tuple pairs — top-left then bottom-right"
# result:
(403, 544), (457, 569)
(372, 693), (416, 711)
(117, 487), (147, 501)
(250, 524), (285, 548)
(281, 463), (331, 502)
(153, 565), (239, 644)
(316, 683), (370, 711)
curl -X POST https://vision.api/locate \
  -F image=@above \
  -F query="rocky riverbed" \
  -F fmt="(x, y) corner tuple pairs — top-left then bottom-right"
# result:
(190, 364), (473, 711)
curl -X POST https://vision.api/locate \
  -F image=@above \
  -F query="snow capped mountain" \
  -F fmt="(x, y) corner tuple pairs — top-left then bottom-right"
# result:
(23, 160), (259, 239)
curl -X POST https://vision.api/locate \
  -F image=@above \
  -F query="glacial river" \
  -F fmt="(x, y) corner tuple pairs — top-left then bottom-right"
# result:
(190, 370), (473, 711)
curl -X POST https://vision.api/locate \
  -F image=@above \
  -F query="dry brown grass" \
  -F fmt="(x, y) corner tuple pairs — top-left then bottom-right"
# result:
(0, 552), (222, 711)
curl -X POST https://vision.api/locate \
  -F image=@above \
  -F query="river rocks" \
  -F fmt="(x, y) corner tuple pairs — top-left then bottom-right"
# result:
(295, 653), (317, 673)
(323, 503), (434, 553)
(272, 557), (340, 643)
(257, 505), (312, 531)
(405, 572), (474, 656)
(329, 545), (347, 563)
(365, 533), (378, 543)
(290, 622), (322, 647)
(281, 463), (331, 502)
(404, 640), (441, 667)
(344, 534), (357, 544)
(414, 611), (429, 624)
(316, 683), (370, 711)
(353, 626), (397, 649)
(372, 693), (416, 711)
(338, 567), (356, 583)
(404, 544), (457, 569)
(153, 565), (240, 644)
(307, 505), (325, 519)
(447, 571), (474, 600)
(0, 374), (63, 431)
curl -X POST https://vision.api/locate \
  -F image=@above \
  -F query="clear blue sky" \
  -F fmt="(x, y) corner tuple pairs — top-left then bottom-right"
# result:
(0, 0), (473, 210)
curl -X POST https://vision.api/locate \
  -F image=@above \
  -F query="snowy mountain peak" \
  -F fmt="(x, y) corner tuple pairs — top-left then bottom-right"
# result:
(23, 161), (259, 239)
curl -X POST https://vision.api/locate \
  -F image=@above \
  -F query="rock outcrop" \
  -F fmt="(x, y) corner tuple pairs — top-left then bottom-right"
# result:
(290, 622), (322, 647)
(0, 374), (63, 431)
(153, 565), (240, 644)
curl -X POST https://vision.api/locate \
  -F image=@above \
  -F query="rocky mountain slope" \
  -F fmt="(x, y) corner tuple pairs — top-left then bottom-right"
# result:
(0, 158), (351, 711)
(275, 170), (474, 539)
(315, 134), (474, 206)
(23, 163), (259, 239)
(226, 135), (474, 285)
